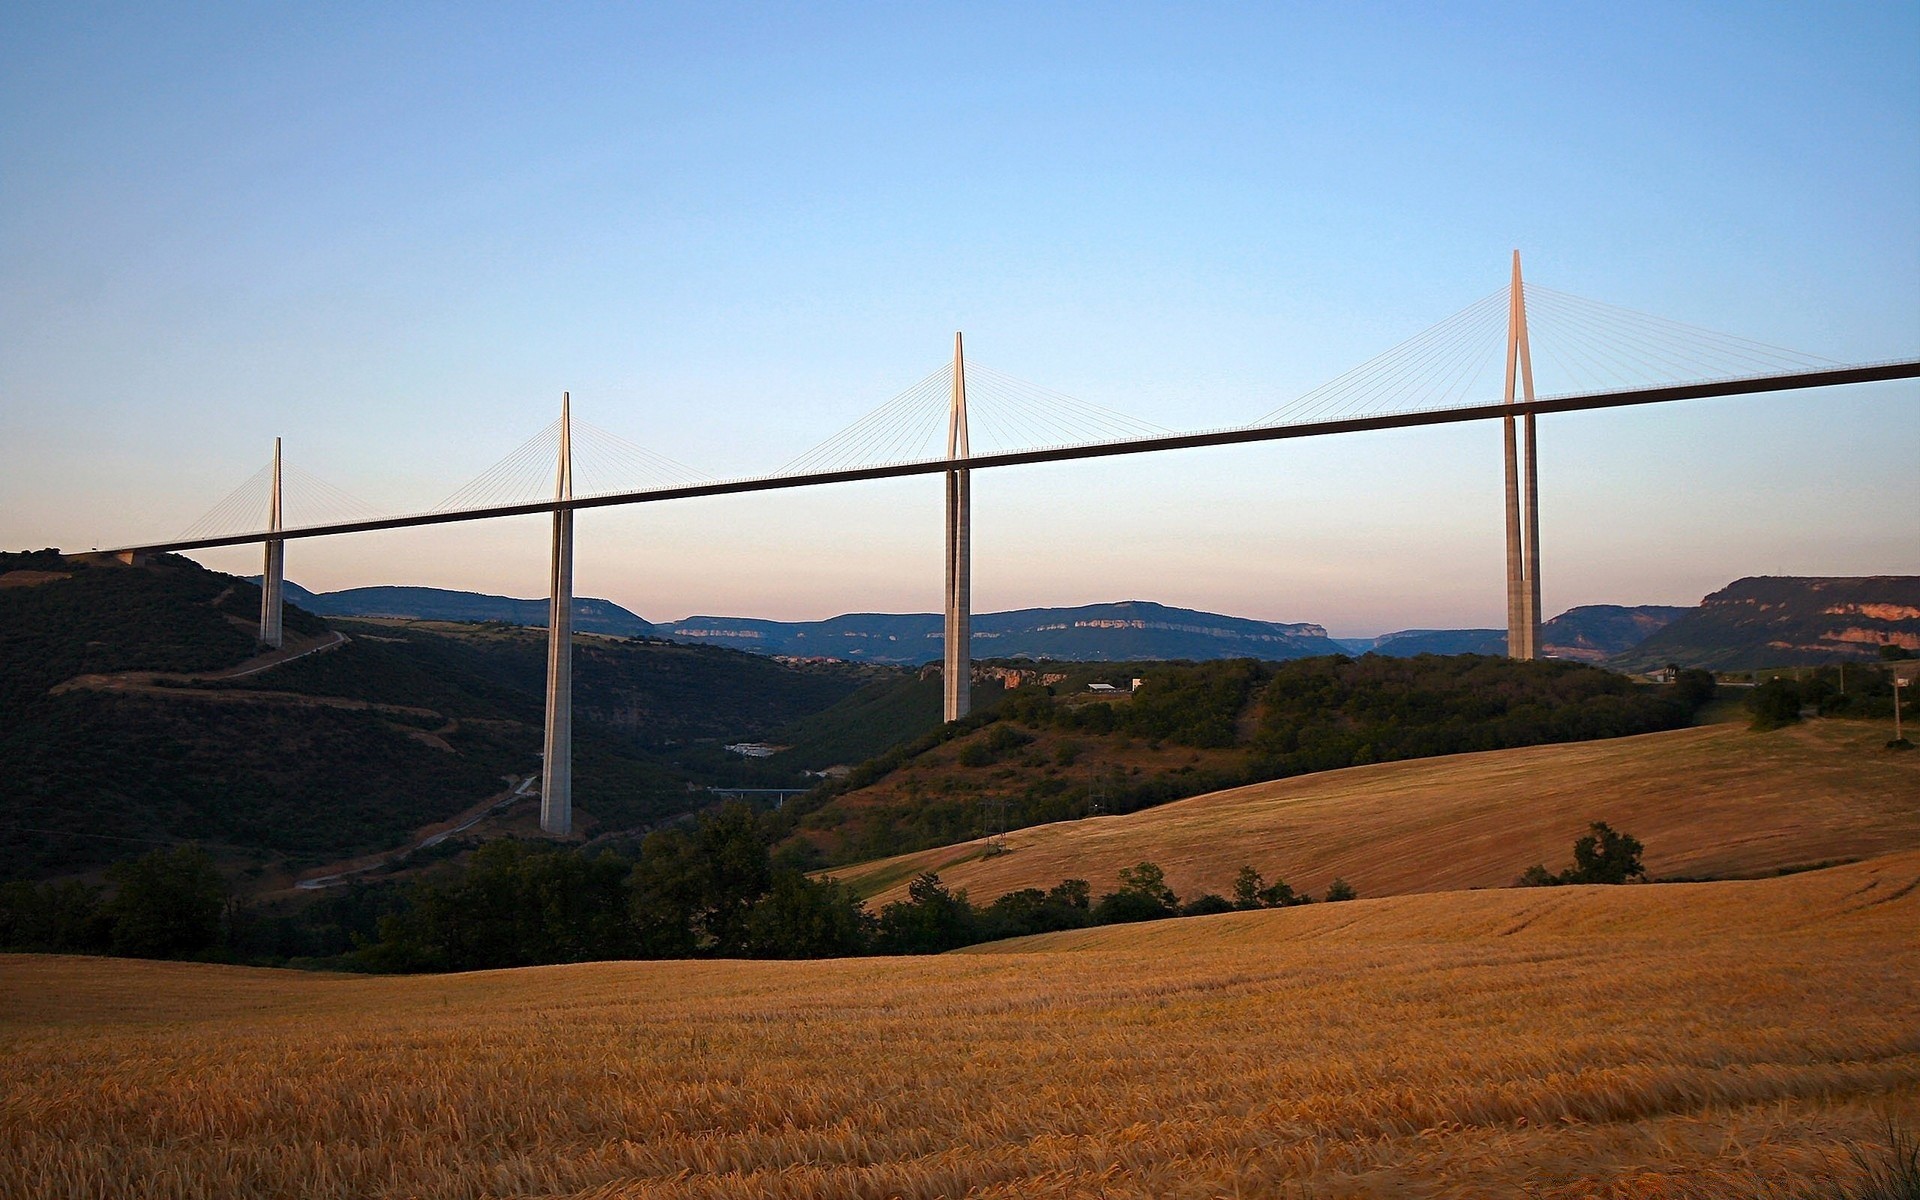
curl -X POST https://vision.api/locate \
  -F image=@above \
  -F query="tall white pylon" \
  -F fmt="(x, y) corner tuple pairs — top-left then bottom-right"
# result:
(541, 393), (574, 836)
(259, 437), (285, 649)
(1502, 251), (1541, 660)
(944, 333), (971, 722)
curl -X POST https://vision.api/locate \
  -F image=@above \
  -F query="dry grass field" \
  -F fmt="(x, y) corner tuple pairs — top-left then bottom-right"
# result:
(838, 717), (1920, 907)
(5, 851), (1919, 1198)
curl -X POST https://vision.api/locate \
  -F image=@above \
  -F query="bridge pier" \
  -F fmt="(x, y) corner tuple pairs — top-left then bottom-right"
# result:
(259, 436), (285, 649)
(541, 394), (574, 836)
(1503, 252), (1541, 659)
(944, 333), (971, 722)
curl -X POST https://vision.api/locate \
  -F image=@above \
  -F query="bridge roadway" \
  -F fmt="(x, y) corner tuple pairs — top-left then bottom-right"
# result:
(109, 359), (1920, 556)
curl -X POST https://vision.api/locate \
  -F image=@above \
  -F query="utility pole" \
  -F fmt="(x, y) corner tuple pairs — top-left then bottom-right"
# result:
(541, 394), (574, 836)
(1894, 664), (1916, 744)
(259, 437), (285, 649)
(1502, 251), (1541, 659)
(944, 333), (972, 721)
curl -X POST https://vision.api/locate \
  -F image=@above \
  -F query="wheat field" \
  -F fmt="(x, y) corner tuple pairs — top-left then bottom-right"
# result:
(5, 850), (1918, 1198)
(839, 717), (1920, 907)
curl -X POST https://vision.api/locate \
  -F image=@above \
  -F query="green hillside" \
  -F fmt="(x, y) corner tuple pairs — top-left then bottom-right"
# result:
(0, 554), (873, 883)
(773, 654), (1715, 868)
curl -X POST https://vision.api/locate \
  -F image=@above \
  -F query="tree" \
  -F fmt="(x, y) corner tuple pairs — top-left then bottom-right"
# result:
(0, 879), (109, 952)
(744, 871), (872, 958)
(1747, 678), (1803, 730)
(1093, 861), (1179, 924)
(693, 803), (775, 955)
(1179, 893), (1234, 916)
(1674, 669), (1717, 709)
(1516, 822), (1647, 888)
(1323, 878), (1357, 903)
(1513, 863), (1560, 888)
(1566, 822), (1646, 884)
(1231, 866), (1265, 911)
(1259, 878), (1304, 907)
(874, 873), (978, 954)
(103, 845), (227, 958)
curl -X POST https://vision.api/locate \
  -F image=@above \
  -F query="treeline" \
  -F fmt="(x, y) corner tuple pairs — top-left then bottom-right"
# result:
(1744, 663), (1907, 733)
(776, 656), (1717, 867)
(0, 806), (1353, 970)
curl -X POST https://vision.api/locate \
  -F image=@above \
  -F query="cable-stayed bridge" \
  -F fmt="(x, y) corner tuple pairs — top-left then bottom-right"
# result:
(101, 255), (1920, 836)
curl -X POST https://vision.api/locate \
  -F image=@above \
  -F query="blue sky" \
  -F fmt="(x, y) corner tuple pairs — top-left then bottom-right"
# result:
(3, 2), (1915, 635)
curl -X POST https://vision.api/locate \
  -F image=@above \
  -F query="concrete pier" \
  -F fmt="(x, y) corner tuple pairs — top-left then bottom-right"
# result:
(944, 333), (971, 722)
(1502, 253), (1541, 660)
(541, 394), (574, 836)
(259, 437), (285, 649)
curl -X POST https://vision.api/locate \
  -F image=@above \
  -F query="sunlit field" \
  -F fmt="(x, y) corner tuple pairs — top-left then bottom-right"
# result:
(840, 717), (1920, 906)
(6, 851), (1918, 1198)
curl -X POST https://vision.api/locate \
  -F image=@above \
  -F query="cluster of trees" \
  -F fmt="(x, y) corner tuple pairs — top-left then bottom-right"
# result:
(0, 845), (228, 958)
(1745, 663), (1905, 732)
(868, 862), (1356, 955)
(1514, 822), (1647, 887)
(2, 806), (1357, 971)
(781, 654), (1718, 868)
(364, 804), (1363, 970)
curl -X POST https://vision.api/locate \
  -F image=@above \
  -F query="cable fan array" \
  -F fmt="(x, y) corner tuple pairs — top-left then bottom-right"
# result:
(778, 360), (1168, 476)
(160, 281), (1853, 543)
(1257, 289), (1512, 427)
(176, 462), (384, 542)
(1257, 284), (1837, 428)
(432, 417), (707, 513)
(1520, 285), (1836, 394)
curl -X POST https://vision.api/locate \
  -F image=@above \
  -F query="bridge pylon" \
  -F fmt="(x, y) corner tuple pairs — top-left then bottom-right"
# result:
(541, 393), (574, 836)
(944, 332), (971, 721)
(259, 437), (285, 649)
(1502, 251), (1542, 660)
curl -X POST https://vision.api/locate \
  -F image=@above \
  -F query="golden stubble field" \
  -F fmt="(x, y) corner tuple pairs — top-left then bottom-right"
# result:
(839, 718), (1920, 907)
(5, 850), (1918, 1199)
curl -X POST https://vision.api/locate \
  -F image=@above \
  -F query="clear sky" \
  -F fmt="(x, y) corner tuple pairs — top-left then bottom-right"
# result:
(3, 2), (1916, 636)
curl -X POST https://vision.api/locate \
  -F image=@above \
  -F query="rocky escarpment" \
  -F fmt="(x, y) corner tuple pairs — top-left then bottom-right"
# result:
(1615, 576), (1920, 670)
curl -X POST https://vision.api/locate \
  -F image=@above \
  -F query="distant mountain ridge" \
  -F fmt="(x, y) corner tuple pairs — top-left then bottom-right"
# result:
(1343, 604), (1694, 662)
(665, 601), (1335, 663)
(282, 583), (1693, 665)
(282, 582), (656, 637)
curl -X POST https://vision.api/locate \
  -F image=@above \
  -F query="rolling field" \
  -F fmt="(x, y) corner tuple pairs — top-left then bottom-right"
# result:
(5, 852), (1919, 1198)
(838, 717), (1920, 907)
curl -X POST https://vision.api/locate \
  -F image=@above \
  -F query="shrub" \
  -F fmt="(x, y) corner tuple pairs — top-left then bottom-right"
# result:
(1179, 893), (1235, 917)
(1747, 678), (1803, 731)
(103, 845), (228, 959)
(1516, 822), (1647, 887)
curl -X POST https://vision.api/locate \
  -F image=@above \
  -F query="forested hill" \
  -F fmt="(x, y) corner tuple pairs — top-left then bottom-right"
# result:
(1615, 576), (1920, 670)
(773, 654), (1715, 869)
(0, 553), (875, 883)
(283, 582), (655, 637)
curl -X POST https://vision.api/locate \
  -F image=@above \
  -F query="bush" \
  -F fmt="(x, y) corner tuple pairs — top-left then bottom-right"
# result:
(1179, 893), (1235, 917)
(873, 873), (978, 955)
(1516, 822), (1646, 887)
(104, 845), (228, 959)
(1747, 678), (1804, 730)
